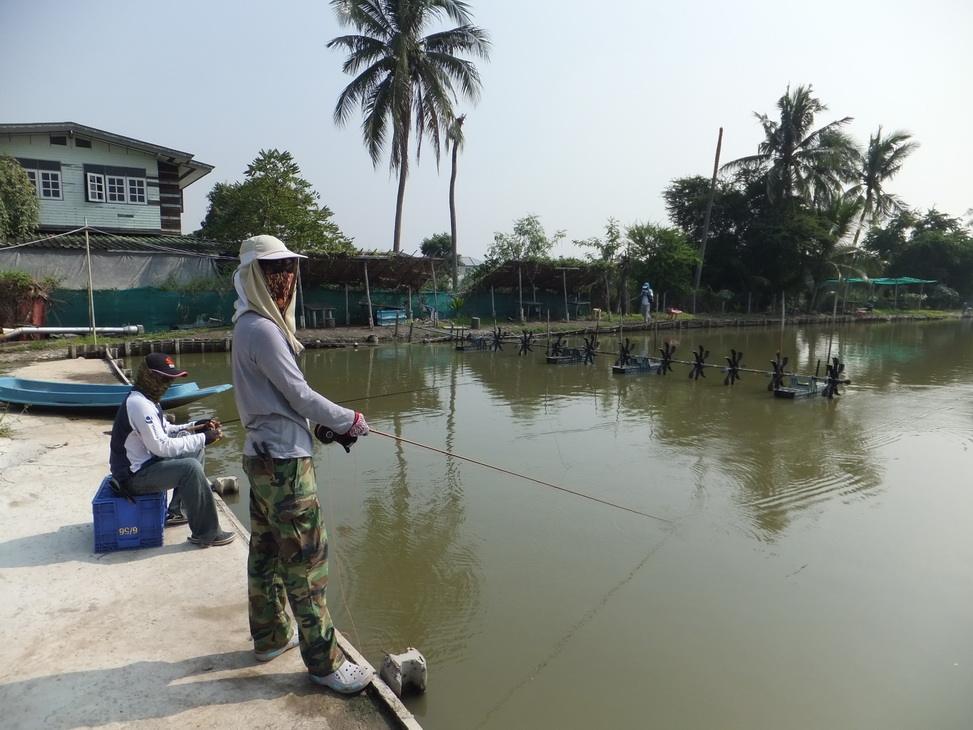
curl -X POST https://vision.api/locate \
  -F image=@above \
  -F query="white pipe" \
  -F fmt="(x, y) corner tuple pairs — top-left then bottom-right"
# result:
(0, 325), (143, 341)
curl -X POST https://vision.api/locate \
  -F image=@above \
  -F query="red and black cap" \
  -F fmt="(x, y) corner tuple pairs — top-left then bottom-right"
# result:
(145, 352), (188, 378)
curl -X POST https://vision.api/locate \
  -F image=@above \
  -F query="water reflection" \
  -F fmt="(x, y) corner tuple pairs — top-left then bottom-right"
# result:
(339, 362), (482, 665)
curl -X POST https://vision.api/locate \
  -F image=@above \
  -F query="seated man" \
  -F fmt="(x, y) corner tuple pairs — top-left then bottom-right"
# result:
(108, 352), (235, 547)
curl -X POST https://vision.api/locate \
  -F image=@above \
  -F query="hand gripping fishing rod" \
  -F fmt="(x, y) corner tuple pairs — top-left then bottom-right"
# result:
(369, 428), (673, 525)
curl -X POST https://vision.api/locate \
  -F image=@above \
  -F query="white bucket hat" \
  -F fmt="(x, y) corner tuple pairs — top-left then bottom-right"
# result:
(238, 235), (307, 267)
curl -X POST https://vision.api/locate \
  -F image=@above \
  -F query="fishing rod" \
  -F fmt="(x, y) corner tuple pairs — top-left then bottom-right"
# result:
(370, 428), (673, 524)
(214, 379), (480, 427)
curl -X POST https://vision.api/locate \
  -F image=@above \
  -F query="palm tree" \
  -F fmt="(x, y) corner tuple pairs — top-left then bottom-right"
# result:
(846, 127), (918, 246)
(447, 114), (465, 288)
(328, 0), (490, 253)
(723, 85), (858, 206)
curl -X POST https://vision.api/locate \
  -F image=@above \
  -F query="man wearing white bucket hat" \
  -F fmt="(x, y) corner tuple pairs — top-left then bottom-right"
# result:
(231, 234), (373, 694)
(639, 282), (654, 323)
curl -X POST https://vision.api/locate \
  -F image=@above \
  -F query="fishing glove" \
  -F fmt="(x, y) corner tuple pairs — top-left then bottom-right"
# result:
(346, 411), (369, 437)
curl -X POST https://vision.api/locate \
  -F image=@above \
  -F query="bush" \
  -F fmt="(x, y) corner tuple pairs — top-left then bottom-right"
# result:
(926, 284), (960, 309)
(0, 271), (56, 327)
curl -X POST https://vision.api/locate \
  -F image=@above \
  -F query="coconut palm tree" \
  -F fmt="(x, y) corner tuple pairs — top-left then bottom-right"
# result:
(846, 127), (918, 246)
(328, 0), (490, 253)
(723, 85), (858, 206)
(447, 114), (465, 288)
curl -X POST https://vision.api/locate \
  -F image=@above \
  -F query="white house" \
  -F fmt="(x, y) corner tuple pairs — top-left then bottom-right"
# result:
(0, 121), (212, 235)
(0, 122), (226, 290)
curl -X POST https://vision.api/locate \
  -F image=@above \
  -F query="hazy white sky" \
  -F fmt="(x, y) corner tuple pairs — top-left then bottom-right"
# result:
(2, 0), (970, 259)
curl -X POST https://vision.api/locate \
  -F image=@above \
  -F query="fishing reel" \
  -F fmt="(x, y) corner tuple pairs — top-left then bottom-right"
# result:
(616, 338), (634, 367)
(821, 356), (846, 398)
(518, 330), (535, 356)
(689, 345), (710, 380)
(314, 424), (357, 453)
(724, 349), (744, 386)
(582, 335), (599, 364)
(768, 352), (789, 391)
(657, 342), (676, 375)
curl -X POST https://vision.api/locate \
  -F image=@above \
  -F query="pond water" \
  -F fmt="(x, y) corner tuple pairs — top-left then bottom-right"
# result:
(167, 319), (973, 729)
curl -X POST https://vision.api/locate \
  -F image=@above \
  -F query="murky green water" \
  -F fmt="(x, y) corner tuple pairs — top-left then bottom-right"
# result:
(166, 320), (973, 729)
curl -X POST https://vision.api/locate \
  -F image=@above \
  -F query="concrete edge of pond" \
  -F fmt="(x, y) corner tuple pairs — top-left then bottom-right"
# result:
(0, 356), (420, 730)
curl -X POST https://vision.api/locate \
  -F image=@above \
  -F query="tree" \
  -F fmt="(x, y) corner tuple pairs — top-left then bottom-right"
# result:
(722, 84), (857, 207)
(847, 127), (918, 245)
(576, 218), (623, 313)
(487, 214), (563, 262)
(0, 156), (39, 243)
(328, 0), (490, 253)
(869, 209), (973, 297)
(664, 173), (761, 296)
(625, 223), (700, 301)
(196, 149), (353, 254)
(447, 114), (465, 289)
(420, 232), (452, 258)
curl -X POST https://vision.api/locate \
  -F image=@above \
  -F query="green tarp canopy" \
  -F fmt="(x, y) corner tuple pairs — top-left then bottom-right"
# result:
(820, 276), (937, 287)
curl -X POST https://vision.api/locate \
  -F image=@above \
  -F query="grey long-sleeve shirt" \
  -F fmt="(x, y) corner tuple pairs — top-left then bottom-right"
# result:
(232, 311), (355, 458)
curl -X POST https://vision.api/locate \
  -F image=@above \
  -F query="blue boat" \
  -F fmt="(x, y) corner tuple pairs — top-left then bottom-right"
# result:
(0, 376), (232, 412)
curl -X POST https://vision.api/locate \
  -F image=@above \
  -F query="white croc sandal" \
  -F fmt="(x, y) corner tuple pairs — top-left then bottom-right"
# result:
(310, 660), (374, 694)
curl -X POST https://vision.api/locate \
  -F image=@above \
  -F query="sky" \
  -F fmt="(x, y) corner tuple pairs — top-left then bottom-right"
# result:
(2, 0), (971, 259)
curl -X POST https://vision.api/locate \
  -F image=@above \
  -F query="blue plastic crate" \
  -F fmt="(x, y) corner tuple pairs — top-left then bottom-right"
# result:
(92, 475), (166, 552)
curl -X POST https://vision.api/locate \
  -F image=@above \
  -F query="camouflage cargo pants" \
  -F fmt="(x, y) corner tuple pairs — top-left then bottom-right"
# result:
(243, 455), (342, 675)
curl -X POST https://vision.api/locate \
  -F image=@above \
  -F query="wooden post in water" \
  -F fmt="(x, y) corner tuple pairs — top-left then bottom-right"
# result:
(825, 279), (839, 366)
(490, 286), (496, 320)
(546, 310), (551, 355)
(345, 284), (350, 326)
(407, 285), (413, 320)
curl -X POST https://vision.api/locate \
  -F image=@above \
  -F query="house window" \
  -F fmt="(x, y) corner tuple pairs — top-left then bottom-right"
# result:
(127, 178), (146, 204)
(87, 172), (105, 202)
(50, 135), (67, 146)
(106, 176), (127, 203)
(84, 166), (147, 205)
(25, 169), (37, 192)
(39, 171), (62, 199)
(75, 138), (92, 148)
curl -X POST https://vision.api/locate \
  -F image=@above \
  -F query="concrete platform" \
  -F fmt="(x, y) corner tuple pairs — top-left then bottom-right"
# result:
(0, 357), (417, 729)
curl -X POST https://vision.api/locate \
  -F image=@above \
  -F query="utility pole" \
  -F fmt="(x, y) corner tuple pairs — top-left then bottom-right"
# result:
(692, 127), (723, 314)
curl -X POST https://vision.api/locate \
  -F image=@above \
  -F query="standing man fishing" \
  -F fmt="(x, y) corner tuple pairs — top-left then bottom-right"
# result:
(231, 234), (372, 694)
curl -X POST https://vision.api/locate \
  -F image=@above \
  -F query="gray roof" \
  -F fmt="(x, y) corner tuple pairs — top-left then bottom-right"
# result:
(11, 231), (232, 257)
(0, 122), (214, 187)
